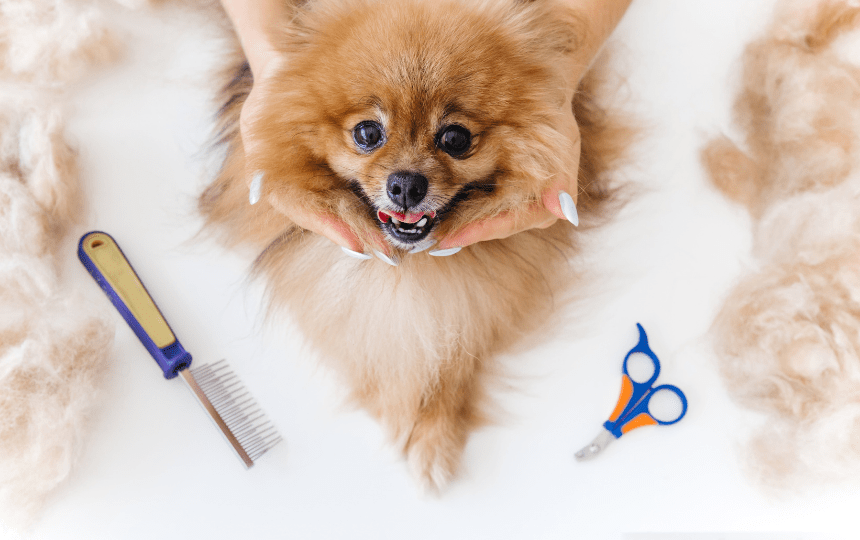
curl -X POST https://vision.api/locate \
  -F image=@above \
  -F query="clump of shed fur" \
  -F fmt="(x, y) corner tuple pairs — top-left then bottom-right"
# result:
(703, 0), (860, 487)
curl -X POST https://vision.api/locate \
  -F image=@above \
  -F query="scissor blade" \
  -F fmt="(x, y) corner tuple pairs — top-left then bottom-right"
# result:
(575, 429), (616, 462)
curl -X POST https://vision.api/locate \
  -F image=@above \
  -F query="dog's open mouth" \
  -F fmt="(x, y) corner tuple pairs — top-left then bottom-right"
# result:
(377, 209), (437, 244)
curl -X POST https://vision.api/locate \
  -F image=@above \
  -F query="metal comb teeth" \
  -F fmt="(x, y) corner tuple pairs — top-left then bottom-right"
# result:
(181, 359), (282, 467)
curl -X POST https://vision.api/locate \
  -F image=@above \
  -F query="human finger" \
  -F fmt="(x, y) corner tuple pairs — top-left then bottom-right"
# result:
(251, 172), (389, 258)
(434, 202), (558, 251)
(541, 179), (579, 226)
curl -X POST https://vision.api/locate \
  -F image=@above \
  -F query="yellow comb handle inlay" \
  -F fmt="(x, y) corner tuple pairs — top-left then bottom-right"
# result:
(82, 232), (176, 349)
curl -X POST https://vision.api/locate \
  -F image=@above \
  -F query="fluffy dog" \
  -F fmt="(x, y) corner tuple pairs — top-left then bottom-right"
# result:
(201, 0), (627, 490)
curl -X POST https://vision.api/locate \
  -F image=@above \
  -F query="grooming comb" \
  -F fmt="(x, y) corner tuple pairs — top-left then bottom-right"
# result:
(78, 231), (281, 468)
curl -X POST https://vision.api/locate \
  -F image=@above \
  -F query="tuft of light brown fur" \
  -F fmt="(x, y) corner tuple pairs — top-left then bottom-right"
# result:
(0, 0), (122, 86)
(703, 0), (860, 487)
(201, 0), (631, 490)
(0, 0), (135, 526)
(0, 107), (81, 245)
(0, 105), (114, 527)
(0, 298), (113, 525)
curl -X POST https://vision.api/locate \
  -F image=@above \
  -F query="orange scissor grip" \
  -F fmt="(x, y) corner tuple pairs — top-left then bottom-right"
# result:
(608, 375), (633, 423)
(620, 412), (658, 434)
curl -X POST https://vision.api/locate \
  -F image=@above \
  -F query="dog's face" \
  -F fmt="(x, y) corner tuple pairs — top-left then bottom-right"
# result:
(249, 0), (583, 250)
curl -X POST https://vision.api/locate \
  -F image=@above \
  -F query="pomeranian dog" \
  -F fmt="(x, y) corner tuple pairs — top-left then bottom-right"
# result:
(201, 0), (626, 490)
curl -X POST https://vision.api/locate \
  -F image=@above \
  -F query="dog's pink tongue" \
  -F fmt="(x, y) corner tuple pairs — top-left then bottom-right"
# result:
(378, 210), (432, 223)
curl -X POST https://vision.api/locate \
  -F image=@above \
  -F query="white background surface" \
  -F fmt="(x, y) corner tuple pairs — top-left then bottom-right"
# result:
(8, 0), (860, 538)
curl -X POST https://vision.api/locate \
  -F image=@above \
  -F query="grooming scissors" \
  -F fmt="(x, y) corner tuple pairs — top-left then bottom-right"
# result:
(575, 324), (687, 461)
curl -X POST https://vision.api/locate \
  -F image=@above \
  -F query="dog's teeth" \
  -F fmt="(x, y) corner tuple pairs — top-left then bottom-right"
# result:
(391, 217), (401, 226)
(417, 217), (428, 227)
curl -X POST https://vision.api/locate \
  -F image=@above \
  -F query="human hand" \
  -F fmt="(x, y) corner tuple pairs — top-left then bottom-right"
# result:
(431, 105), (581, 255)
(239, 57), (392, 263)
(429, 0), (632, 255)
(222, 0), (393, 263)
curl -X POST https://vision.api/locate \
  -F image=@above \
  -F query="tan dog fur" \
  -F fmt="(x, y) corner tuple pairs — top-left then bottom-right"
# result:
(704, 1), (860, 487)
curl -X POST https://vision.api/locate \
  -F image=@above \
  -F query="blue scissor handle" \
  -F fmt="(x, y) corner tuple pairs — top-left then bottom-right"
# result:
(604, 324), (660, 434)
(606, 384), (687, 438)
(603, 324), (689, 438)
(623, 323), (660, 388)
(644, 384), (687, 426)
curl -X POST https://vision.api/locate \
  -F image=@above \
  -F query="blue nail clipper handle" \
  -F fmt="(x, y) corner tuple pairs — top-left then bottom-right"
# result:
(78, 231), (192, 379)
(575, 324), (688, 461)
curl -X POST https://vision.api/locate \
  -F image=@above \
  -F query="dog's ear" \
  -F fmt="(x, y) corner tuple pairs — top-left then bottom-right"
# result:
(512, 0), (587, 60)
(276, 0), (320, 51)
(282, 0), (313, 19)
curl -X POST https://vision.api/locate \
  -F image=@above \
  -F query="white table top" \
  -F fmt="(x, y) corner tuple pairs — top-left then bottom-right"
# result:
(10, 1), (859, 538)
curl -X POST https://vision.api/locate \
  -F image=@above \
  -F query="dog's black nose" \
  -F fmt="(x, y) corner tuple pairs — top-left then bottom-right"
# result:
(387, 172), (428, 209)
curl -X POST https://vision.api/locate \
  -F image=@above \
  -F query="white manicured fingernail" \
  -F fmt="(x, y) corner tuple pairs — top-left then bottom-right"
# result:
(428, 247), (461, 257)
(409, 240), (437, 254)
(341, 247), (372, 260)
(558, 191), (579, 226)
(373, 250), (399, 266)
(249, 172), (263, 205)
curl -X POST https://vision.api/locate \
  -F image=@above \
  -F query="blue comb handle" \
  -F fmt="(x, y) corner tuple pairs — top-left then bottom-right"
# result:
(78, 231), (192, 379)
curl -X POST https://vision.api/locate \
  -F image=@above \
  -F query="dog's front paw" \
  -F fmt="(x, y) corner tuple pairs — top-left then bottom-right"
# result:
(404, 415), (466, 493)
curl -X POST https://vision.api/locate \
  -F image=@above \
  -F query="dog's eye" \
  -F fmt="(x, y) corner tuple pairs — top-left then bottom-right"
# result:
(353, 121), (384, 152)
(436, 125), (471, 157)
